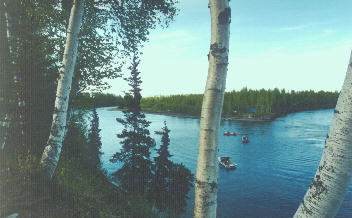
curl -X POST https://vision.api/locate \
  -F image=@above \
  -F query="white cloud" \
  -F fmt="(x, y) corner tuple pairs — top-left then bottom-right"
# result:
(279, 24), (311, 31)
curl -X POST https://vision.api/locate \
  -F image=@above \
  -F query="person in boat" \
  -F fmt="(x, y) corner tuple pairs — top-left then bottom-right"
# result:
(242, 135), (249, 142)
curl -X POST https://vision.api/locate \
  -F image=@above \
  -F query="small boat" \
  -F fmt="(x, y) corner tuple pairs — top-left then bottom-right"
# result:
(242, 135), (249, 143)
(224, 131), (236, 136)
(154, 131), (163, 135)
(218, 157), (237, 170)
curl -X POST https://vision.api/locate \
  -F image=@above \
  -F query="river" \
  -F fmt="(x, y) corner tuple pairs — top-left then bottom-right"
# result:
(97, 107), (352, 217)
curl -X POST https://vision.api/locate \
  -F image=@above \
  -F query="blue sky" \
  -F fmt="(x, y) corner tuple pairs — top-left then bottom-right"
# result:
(106, 0), (352, 97)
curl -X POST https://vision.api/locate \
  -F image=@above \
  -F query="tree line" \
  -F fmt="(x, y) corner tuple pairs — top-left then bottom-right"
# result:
(140, 88), (338, 117)
(75, 88), (338, 118)
(74, 92), (125, 109)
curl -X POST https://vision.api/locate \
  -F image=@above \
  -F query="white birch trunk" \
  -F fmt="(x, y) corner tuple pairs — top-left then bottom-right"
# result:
(0, 2), (10, 150)
(3, 1), (12, 55)
(194, 1), (231, 217)
(1, 1), (22, 149)
(40, 0), (85, 179)
(294, 51), (352, 217)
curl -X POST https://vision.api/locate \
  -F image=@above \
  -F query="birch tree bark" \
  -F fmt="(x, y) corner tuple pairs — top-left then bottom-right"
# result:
(0, 0), (25, 152)
(294, 51), (352, 217)
(194, 0), (231, 217)
(40, 0), (85, 179)
(0, 1), (11, 150)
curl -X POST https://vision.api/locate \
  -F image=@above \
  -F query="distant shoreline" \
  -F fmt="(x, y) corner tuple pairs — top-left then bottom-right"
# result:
(108, 107), (277, 121)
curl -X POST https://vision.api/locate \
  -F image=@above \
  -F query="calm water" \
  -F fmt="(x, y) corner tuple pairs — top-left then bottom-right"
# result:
(97, 107), (352, 218)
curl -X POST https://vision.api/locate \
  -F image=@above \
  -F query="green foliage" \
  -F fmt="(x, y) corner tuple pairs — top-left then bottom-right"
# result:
(111, 56), (155, 194)
(16, 150), (40, 182)
(55, 118), (119, 217)
(151, 121), (173, 210)
(112, 57), (193, 216)
(0, 0), (179, 159)
(0, 0), (58, 159)
(141, 88), (339, 117)
(118, 194), (159, 218)
(1, 117), (119, 217)
(167, 163), (193, 213)
(151, 121), (194, 215)
(88, 107), (103, 168)
(141, 94), (203, 115)
(0, 0), (180, 216)
(108, 0), (179, 56)
(73, 92), (126, 109)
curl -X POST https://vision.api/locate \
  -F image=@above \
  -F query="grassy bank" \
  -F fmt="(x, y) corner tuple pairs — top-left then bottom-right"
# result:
(0, 118), (158, 217)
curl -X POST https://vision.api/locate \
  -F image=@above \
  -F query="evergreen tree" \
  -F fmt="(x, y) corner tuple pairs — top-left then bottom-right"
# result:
(151, 121), (194, 215)
(111, 55), (155, 194)
(88, 106), (102, 168)
(152, 121), (173, 210)
(168, 162), (193, 214)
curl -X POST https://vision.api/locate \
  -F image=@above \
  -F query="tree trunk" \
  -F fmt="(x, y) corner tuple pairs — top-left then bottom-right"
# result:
(40, 0), (85, 179)
(0, 1), (11, 150)
(294, 51), (352, 217)
(194, 1), (231, 217)
(0, 0), (25, 152)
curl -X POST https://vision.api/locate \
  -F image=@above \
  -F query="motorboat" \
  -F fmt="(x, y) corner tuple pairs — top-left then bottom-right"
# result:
(154, 131), (163, 135)
(224, 131), (236, 136)
(242, 135), (249, 143)
(218, 157), (237, 170)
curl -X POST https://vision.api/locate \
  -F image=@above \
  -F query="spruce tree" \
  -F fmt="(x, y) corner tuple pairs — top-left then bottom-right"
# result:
(152, 121), (173, 210)
(111, 55), (155, 194)
(168, 162), (193, 214)
(88, 106), (102, 168)
(151, 121), (194, 215)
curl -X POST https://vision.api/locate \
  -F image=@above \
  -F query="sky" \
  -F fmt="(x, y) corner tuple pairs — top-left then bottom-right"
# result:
(105, 0), (352, 97)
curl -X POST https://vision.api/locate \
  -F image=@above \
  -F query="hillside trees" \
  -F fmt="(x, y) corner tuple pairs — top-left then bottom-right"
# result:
(194, 0), (231, 217)
(0, 0), (60, 161)
(40, 0), (178, 178)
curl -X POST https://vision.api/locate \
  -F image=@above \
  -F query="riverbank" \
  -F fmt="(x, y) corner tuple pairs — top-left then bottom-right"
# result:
(108, 107), (277, 121)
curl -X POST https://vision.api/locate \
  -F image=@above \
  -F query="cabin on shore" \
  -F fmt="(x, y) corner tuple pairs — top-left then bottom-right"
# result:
(248, 108), (257, 118)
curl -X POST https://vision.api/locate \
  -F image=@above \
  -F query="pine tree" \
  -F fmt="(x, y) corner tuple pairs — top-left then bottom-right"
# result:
(168, 162), (193, 214)
(152, 121), (173, 210)
(88, 106), (102, 168)
(111, 55), (155, 194)
(151, 121), (194, 215)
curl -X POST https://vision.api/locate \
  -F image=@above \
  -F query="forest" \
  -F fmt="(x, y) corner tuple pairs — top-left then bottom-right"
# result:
(0, 0), (193, 217)
(75, 88), (338, 117)
(141, 88), (339, 117)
